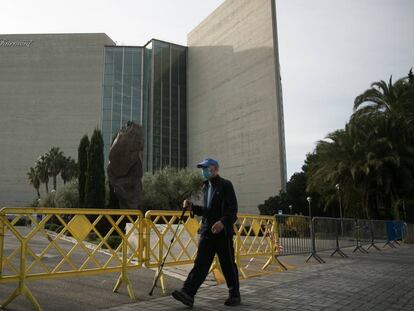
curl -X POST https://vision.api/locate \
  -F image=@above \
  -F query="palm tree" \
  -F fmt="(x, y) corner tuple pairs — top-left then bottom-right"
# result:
(306, 126), (369, 218)
(61, 156), (78, 184)
(309, 113), (414, 219)
(47, 147), (64, 191)
(353, 71), (414, 132)
(35, 154), (50, 194)
(307, 70), (414, 220)
(352, 71), (414, 219)
(27, 167), (41, 199)
(352, 116), (409, 219)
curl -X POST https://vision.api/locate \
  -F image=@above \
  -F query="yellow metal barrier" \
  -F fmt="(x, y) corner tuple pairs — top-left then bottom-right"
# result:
(0, 207), (143, 311)
(235, 214), (285, 277)
(144, 210), (201, 268)
(144, 210), (206, 292)
(144, 210), (282, 291)
(0, 208), (282, 310)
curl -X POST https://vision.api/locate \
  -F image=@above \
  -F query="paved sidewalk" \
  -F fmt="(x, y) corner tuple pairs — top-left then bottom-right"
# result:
(102, 244), (414, 311)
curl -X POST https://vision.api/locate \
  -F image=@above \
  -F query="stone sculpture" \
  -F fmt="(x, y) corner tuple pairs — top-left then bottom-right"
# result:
(107, 121), (144, 209)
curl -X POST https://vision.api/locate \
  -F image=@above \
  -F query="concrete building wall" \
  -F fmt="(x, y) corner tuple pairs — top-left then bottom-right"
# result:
(187, 0), (286, 214)
(0, 33), (114, 206)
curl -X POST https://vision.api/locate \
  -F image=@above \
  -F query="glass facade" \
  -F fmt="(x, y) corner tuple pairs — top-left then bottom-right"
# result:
(102, 46), (143, 164)
(102, 40), (187, 172)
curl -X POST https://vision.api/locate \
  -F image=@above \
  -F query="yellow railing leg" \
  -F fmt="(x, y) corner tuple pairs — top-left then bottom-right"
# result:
(150, 267), (166, 294)
(1, 287), (19, 309)
(209, 256), (225, 284)
(235, 231), (247, 279)
(23, 286), (43, 311)
(113, 237), (136, 300)
(0, 213), (5, 277)
(261, 219), (287, 272)
(159, 269), (166, 293)
(1, 241), (43, 311)
(262, 256), (273, 270)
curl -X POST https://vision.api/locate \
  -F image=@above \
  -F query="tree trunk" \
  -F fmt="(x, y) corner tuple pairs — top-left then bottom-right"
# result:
(374, 193), (381, 219)
(391, 189), (400, 220)
(392, 198), (400, 220)
(45, 182), (49, 193)
(36, 188), (40, 199)
(364, 189), (370, 219)
(53, 176), (57, 191)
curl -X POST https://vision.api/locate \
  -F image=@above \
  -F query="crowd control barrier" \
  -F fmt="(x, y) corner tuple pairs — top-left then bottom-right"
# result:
(0, 206), (409, 311)
(275, 215), (311, 256)
(274, 215), (408, 263)
(0, 207), (143, 310)
(144, 211), (282, 291)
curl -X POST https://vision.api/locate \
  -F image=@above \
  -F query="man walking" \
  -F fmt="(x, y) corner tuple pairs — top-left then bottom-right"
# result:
(172, 158), (241, 307)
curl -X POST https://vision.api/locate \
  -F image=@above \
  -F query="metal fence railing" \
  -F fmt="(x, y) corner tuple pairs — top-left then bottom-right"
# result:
(274, 215), (408, 263)
(275, 215), (311, 256)
(312, 217), (356, 257)
(338, 218), (358, 249)
(0, 206), (410, 311)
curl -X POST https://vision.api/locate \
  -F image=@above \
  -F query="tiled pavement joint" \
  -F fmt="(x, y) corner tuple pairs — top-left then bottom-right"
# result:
(102, 245), (414, 311)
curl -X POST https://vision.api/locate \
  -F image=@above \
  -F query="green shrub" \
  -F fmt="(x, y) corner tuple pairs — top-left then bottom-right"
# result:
(13, 217), (30, 226)
(48, 224), (59, 231)
(141, 167), (203, 212)
(29, 197), (40, 207)
(55, 225), (64, 233)
(104, 236), (122, 250)
(87, 232), (98, 242)
(46, 224), (63, 233)
(39, 192), (56, 208)
(55, 180), (79, 208)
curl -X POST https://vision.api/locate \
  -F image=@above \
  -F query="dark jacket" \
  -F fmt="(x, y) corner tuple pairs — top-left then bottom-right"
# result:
(192, 175), (238, 237)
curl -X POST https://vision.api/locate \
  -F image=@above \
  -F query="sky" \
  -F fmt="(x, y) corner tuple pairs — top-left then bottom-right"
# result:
(1, 0), (413, 178)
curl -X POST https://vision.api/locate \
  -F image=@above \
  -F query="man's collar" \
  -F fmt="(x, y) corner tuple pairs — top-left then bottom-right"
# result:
(210, 174), (220, 184)
(203, 174), (220, 185)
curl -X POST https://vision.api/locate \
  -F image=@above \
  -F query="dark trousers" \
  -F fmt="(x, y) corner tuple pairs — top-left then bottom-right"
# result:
(183, 234), (240, 297)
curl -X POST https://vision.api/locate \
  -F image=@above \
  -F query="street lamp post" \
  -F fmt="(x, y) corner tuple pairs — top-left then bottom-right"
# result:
(305, 196), (325, 264)
(335, 184), (343, 218)
(335, 184), (344, 237)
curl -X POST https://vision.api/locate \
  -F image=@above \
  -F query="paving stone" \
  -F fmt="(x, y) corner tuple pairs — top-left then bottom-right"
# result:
(101, 244), (414, 311)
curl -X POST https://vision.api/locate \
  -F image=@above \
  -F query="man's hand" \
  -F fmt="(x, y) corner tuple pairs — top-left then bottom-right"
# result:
(182, 199), (193, 211)
(211, 220), (224, 234)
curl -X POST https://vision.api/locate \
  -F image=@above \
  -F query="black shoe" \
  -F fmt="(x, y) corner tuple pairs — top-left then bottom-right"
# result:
(224, 295), (241, 306)
(172, 289), (194, 308)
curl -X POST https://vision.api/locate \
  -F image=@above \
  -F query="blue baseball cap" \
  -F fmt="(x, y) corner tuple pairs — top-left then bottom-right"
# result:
(196, 158), (219, 168)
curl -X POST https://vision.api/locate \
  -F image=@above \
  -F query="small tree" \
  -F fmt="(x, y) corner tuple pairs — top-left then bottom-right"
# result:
(35, 154), (50, 194)
(61, 156), (78, 184)
(47, 146), (65, 191)
(78, 135), (89, 207)
(140, 167), (203, 212)
(39, 191), (56, 208)
(55, 180), (79, 208)
(27, 167), (41, 199)
(84, 129), (105, 208)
